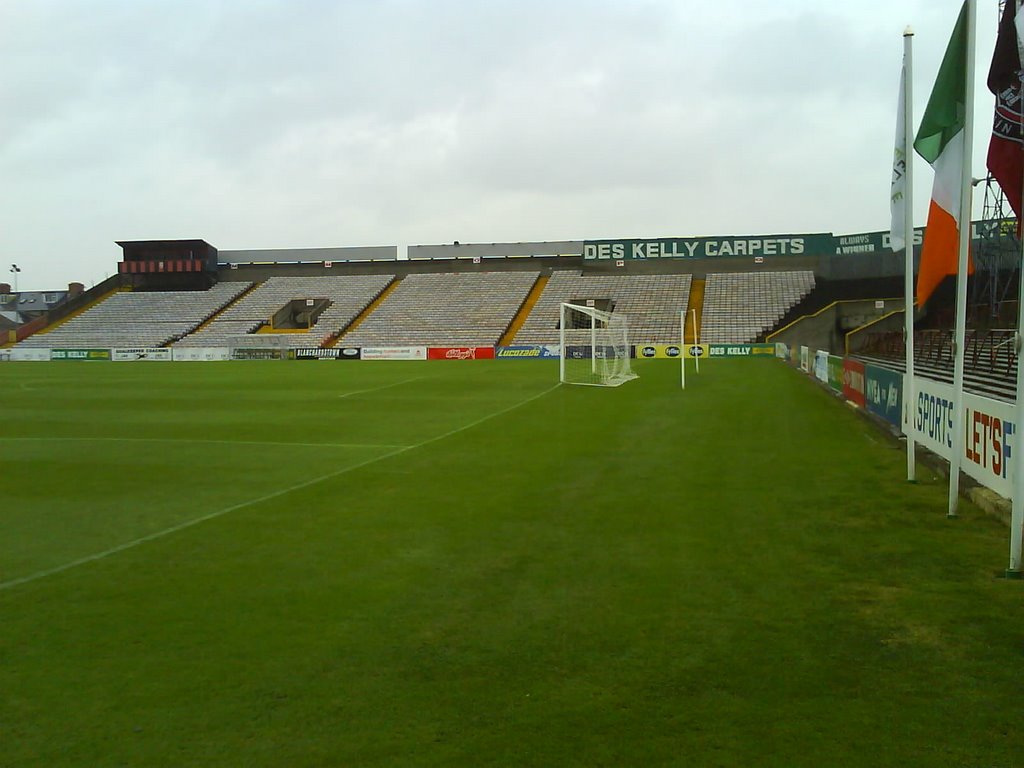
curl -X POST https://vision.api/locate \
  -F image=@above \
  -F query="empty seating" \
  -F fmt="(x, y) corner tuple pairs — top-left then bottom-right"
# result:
(340, 271), (539, 347)
(16, 283), (251, 349)
(700, 271), (814, 344)
(174, 275), (394, 348)
(513, 271), (692, 345)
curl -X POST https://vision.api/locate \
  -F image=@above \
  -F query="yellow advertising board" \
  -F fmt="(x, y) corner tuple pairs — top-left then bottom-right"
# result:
(634, 344), (708, 360)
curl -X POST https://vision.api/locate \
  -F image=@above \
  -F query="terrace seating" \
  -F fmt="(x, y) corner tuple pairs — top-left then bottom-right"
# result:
(15, 282), (252, 349)
(174, 275), (395, 348)
(700, 271), (814, 343)
(513, 271), (692, 345)
(854, 328), (1017, 403)
(340, 271), (540, 347)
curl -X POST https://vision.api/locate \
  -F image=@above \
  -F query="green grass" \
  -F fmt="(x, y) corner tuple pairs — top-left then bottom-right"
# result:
(1, 359), (1022, 767)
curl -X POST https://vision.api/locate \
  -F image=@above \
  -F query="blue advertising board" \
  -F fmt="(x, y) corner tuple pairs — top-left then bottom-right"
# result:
(495, 345), (560, 359)
(865, 363), (903, 429)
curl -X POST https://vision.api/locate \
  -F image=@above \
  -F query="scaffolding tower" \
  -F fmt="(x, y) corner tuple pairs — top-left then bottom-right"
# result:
(972, 175), (1020, 325)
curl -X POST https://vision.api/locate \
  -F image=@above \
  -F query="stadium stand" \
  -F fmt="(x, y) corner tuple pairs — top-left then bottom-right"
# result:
(853, 328), (1017, 402)
(700, 271), (815, 343)
(174, 275), (394, 348)
(339, 271), (539, 347)
(15, 283), (251, 349)
(512, 271), (692, 344)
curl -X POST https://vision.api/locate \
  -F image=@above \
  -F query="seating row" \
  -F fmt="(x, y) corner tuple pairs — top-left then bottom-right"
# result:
(16, 283), (251, 349)
(514, 271), (692, 345)
(340, 271), (539, 347)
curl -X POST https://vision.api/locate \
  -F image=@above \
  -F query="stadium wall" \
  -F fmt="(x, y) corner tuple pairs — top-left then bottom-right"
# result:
(768, 299), (907, 356)
(407, 240), (582, 260)
(219, 245), (398, 265)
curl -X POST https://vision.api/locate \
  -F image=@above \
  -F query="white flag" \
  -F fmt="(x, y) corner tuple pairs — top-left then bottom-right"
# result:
(890, 60), (908, 252)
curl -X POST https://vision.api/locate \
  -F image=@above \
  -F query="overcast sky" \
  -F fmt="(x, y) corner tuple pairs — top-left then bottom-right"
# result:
(0, 0), (1002, 291)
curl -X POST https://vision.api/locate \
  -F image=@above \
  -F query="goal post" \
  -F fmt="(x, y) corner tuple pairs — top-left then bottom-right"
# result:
(559, 303), (637, 387)
(681, 308), (702, 389)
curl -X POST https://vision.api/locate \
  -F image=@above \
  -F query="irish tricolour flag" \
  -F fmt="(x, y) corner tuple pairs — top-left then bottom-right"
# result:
(914, 2), (972, 306)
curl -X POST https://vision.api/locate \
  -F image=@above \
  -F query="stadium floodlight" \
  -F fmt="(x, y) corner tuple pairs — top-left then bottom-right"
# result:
(559, 302), (637, 387)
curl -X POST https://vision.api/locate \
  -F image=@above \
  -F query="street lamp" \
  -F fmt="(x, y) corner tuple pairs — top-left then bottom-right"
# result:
(9, 264), (20, 293)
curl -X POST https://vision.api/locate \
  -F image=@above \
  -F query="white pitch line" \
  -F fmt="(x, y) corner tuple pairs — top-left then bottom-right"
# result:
(2, 437), (408, 450)
(0, 383), (560, 592)
(337, 376), (425, 399)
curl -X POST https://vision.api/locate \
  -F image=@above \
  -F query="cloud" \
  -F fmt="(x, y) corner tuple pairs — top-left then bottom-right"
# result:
(0, 0), (1003, 289)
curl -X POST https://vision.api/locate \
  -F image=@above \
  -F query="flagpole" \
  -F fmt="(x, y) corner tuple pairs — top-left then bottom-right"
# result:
(903, 27), (918, 483)
(1010, 225), (1024, 574)
(947, 0), (977, 518)
(1009, 18), (1024, 576)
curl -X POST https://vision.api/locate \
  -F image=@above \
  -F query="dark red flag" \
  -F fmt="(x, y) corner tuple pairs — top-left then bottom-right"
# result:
(987, 1), (1024, 221)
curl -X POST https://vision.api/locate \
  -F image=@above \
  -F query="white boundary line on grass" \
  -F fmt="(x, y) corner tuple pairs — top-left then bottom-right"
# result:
(337, 376), (425, 399)
(0, 383), (561, 592)
(3, 437), (409, 450)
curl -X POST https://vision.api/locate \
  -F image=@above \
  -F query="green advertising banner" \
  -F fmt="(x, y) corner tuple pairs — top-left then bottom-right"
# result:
(827, 355), (844, 392)
(578, 222), (1012, 260)
(707, 344), (775, 358)
(51, 349), (111, 361)
(584, 234), (833, 260)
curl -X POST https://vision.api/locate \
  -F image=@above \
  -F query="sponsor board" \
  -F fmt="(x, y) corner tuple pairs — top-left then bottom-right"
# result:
(112, 348), (172, 362)
(775, 342), (790, 360)
(800, 346), (809, 372)
(905, 375), (1016, 498)
(361, 346), (427, 361)
(708, 344), (775, 358)
(814, 351), (829, 383)
(292, 348), (341, 360)
(495, 345), (560, 359)
(636, 344), (683, 359)
(564, 345), (594, 359)
(865, 364), (903, 429)
(827, 355), (844, 392)
(584, 234), (827, 260)
(427, 347), (496, 360)
(172, 347), (231, 361)
(842, 359), (867, 407)
(10, 348), (51, 362)
(337, 347), (361, 360)
(232, 348), (285, 360)
(51, 348), (111, 361)
(566, 345), (624, 360)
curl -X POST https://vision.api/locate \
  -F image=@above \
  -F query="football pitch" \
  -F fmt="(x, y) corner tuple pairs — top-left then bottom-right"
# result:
(1, 359), (1022, 766)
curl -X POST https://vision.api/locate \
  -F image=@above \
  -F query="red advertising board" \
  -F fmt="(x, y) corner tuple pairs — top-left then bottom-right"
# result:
(842, 358), (866, 407)
(427, 347), (495, 360)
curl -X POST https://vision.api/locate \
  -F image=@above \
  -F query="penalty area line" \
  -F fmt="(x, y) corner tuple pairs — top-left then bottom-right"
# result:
(0, 383), (560, 593)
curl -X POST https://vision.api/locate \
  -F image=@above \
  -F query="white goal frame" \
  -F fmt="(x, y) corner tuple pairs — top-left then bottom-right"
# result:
(558, 303), (637, 387)
(681, 308), (701, 389)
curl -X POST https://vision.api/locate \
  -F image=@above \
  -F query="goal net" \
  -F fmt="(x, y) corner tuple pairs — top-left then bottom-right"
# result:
(228, 334), (290, 360)
(559, 303), (637, 387)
